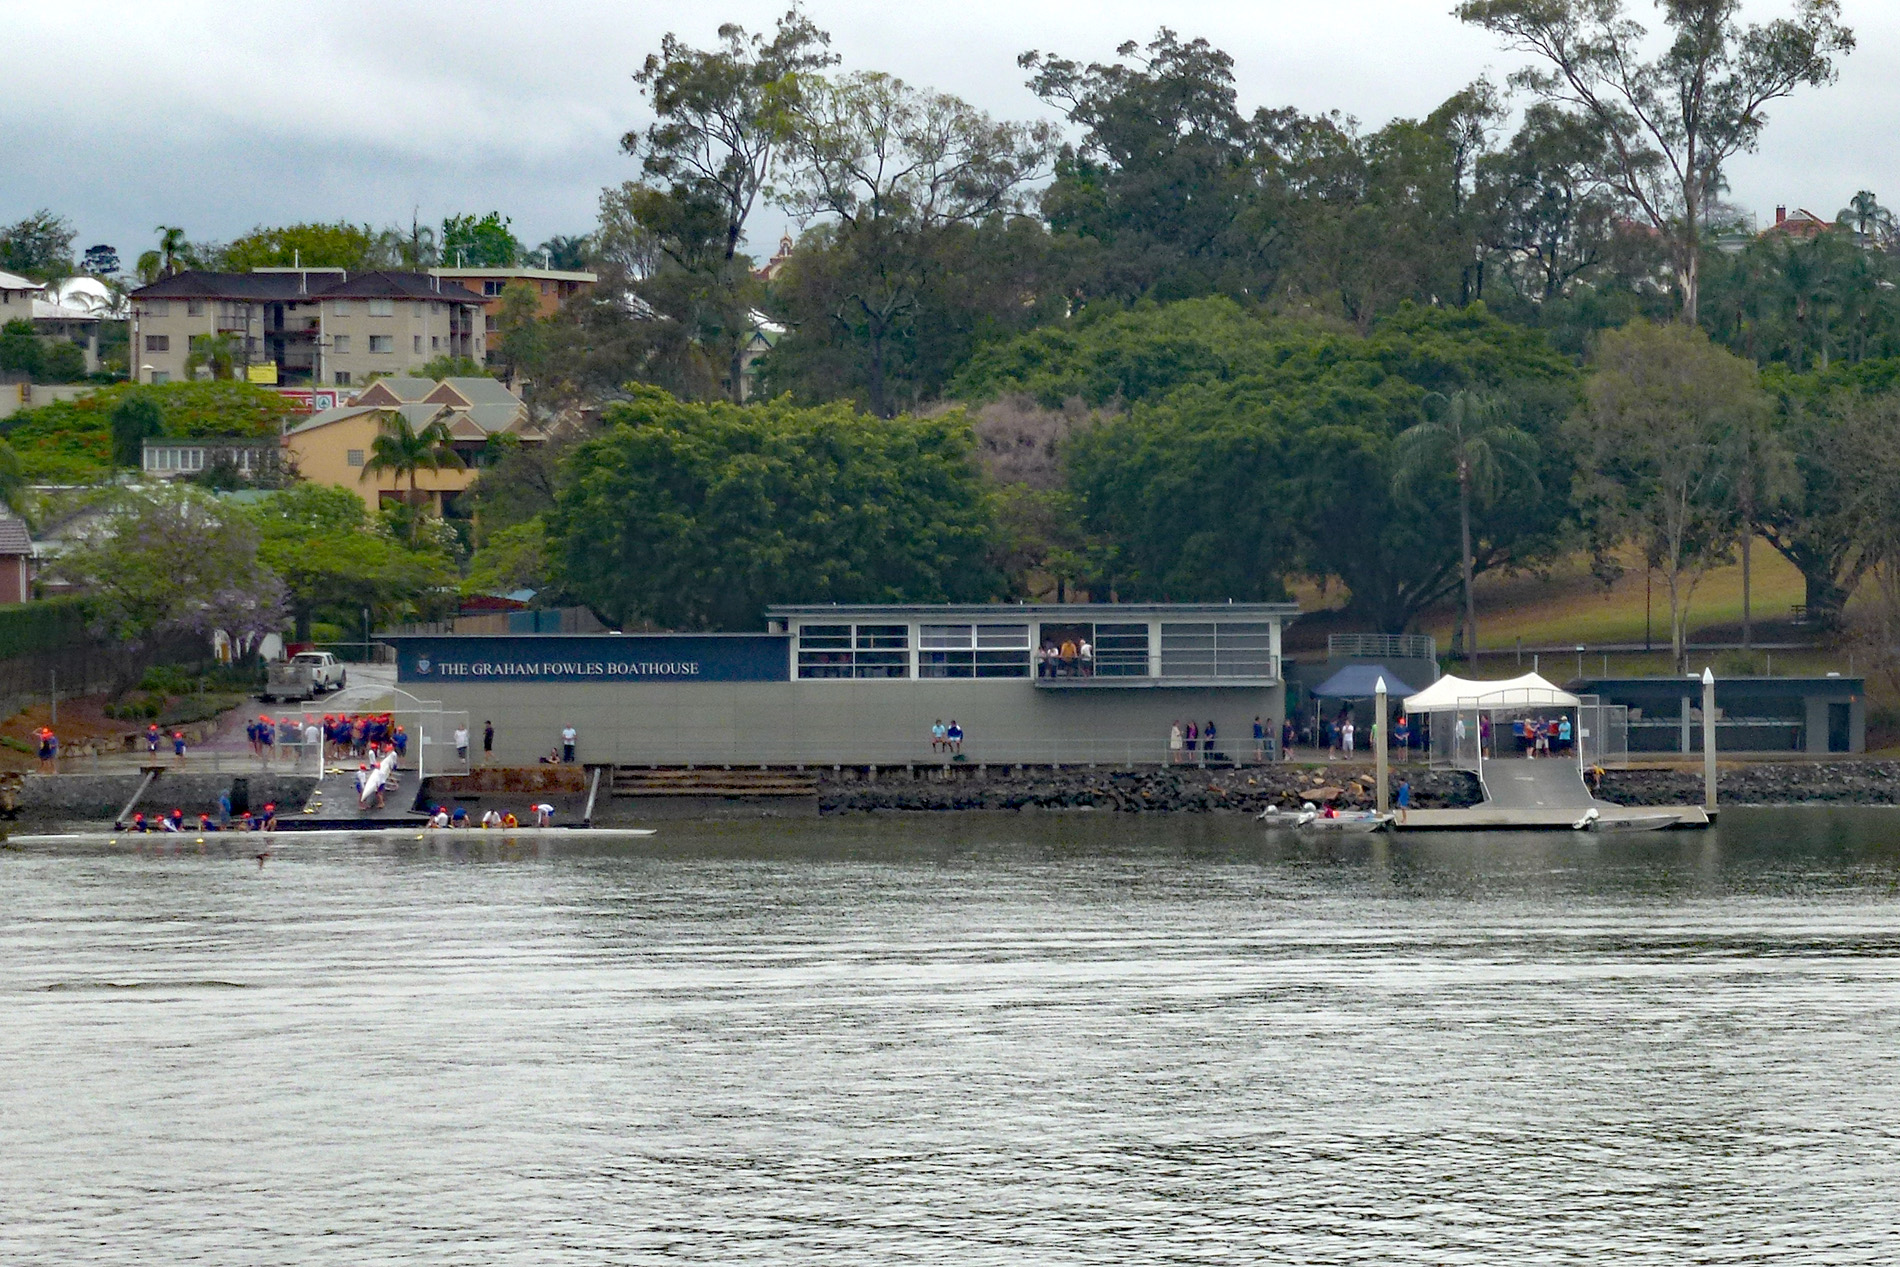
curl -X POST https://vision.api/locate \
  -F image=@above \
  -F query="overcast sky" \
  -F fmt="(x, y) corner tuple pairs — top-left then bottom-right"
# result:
(2, 0), (1894, 266)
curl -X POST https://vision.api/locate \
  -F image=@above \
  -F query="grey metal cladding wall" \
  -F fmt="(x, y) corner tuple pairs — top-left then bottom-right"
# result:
(428, 679), (1284, 766)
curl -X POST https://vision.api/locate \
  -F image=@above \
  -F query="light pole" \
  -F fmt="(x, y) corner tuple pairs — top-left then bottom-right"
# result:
(1374, 676), (1390, 816)
(1702, 667), (1717, 814)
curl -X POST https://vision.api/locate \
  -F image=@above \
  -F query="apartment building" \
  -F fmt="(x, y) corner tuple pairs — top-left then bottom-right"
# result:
(428, 267), (596, 324)
(126, 269), (485, 387)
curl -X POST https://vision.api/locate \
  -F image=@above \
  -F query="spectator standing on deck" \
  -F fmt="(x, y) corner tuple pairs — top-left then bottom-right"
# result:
(561, 725), (577, 763)
(483, 720), (494, 764)
(454, 725), (469, 763)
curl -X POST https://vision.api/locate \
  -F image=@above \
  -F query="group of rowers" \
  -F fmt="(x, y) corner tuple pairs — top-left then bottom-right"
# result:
(423, 803), (557, 829)
(243, 712), (407, 762)
(120, 801), (280, 833)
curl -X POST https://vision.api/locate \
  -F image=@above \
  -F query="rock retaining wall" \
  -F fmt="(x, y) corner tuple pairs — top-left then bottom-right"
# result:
(816, 765), (1482, 814)
(1603, 762), (1900, 806)
(14, 772), (320, 825)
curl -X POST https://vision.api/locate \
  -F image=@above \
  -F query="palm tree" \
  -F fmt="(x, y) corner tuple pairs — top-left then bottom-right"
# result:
(361, 412), (464, 542)
(136, 226), (194, 283)
(1393, 390), (1540, 669)
(1836, 190), (1895, 248)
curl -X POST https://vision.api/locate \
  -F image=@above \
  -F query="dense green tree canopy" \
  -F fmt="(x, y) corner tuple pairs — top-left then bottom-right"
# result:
(550, 386), (998, 629)
(1, 381), (297, 482)
(441, 212), (521, 267)
(984, 299), (1578, 628)
(246, 485), (455, 639)
(219, 222), (378, 271)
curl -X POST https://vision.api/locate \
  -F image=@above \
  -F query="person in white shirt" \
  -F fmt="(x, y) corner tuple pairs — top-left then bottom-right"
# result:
(561, 726), (577, 763)
(1079, 639), (1093, 676)
(454, 726), (469, 762)
(480, 809), (502, 828)
(531, 803), (555, 827)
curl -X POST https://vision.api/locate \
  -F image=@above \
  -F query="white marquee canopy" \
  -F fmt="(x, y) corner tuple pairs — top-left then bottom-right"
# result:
(1402, 671), (1581, 714)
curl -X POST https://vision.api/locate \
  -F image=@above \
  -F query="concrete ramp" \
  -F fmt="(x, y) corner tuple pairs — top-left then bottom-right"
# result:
(1477, 758), (1598, 811)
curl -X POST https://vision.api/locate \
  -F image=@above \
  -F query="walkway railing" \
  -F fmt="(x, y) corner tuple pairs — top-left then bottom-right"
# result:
(1328, 633), (1436, 662)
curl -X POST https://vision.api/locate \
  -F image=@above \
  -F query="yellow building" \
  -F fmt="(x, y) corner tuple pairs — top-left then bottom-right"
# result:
(282, 376), (541, 515)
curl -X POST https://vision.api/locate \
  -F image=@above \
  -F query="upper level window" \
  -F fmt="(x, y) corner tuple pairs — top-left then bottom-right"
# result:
(331, 335), (350, 354)
(144, 334), (170, 352)
(142, 300), (169, 317)
(368, 298), (395, 317)
(346, 449), (364, 467)
(797, 624), (910, 679)
(920, 624), (1030, 678)
(1092, 624), (1151, 677)
(332, 300), (353, 317)
(1160, 622), (1276, 679)
(186, 300), (205, 317)
(368, 335), (394, 353)
(483, 280), (505, 296)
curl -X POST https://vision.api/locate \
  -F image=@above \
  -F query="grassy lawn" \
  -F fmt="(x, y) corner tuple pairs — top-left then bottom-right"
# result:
(1422, 541), (1812, 650)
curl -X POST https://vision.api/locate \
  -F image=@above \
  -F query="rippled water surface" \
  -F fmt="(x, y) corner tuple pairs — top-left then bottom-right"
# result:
(4, 809), (1900, 1264)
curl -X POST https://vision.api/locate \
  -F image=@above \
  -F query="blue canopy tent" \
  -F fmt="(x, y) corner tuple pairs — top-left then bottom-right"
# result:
(1312, 664), (1417, 698)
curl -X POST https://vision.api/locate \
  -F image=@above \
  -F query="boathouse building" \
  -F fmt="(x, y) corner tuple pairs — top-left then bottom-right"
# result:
(385, 602), (1299, 767)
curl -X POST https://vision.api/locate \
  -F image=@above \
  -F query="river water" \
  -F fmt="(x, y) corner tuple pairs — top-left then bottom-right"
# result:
(3, 810), (1898, 1264)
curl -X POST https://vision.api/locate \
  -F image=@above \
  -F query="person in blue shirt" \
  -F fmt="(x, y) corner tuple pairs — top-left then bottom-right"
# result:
(1395, 777), (1413, 824)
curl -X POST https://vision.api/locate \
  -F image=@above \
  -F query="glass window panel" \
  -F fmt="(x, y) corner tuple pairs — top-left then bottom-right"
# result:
(919, 651), (975, 678)
(855, 625), (910, 650)
(919, 624), (973, 649)
(797, 625), (851, 649)
(975, 649), (1030, 678)
(1161, 623), (1218, 677)
(976, 624), (1029, 648)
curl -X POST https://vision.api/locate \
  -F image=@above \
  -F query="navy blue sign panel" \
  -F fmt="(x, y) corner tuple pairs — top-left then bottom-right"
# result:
(393, 634), (791, 684)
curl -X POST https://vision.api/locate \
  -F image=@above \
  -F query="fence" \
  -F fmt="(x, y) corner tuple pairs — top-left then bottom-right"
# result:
(576, 733), (1289, 769)
(1426, 692), (1630, 774)
(382, 607), (606, 636)
(1328, 633), (1437, 662)
(0, 631), (207, 720)
(1577, 697), (1629, 767)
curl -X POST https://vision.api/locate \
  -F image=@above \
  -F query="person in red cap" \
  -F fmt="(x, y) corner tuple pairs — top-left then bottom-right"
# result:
(260, 802), (278, 831)
(146, 723), (161, 756)
(172, 730), (188, 762)
(36, 727), (56, 773)
(258, 714), (274, 765)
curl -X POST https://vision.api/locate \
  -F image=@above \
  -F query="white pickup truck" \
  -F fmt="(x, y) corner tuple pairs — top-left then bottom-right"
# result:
(263, 651), (348, 702)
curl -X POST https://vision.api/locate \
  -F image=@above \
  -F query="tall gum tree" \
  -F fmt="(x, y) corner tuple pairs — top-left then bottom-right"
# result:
(1574, 321), (1766, 671)
(1457, 0), (1853, 326)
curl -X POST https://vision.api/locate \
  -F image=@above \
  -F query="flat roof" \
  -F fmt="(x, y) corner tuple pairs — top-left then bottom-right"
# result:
(765, 603), (1300, 621)
(429, 267), (598, 283)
